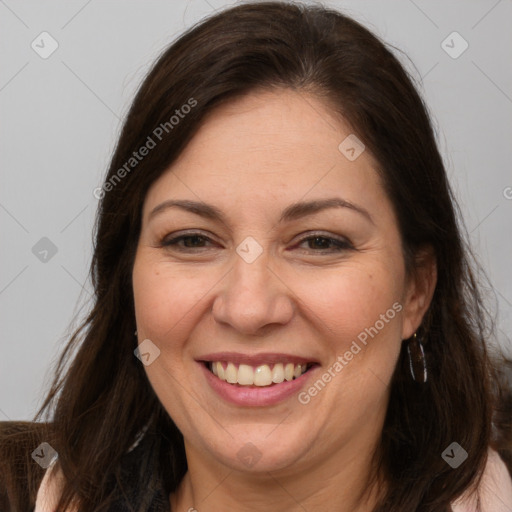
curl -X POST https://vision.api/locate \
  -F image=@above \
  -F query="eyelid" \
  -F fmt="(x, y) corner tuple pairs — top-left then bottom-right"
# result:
(293, 232), (354, 251)
(160, 229), (354, 253)
(160, 230), (218, 246)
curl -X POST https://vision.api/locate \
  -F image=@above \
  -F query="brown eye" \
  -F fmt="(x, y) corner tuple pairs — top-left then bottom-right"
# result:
(295, 234), (353, 253)
(161, 232), (215, 251)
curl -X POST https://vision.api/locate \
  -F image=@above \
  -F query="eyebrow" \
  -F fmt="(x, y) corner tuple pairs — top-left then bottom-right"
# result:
(148, 197), (374, 225)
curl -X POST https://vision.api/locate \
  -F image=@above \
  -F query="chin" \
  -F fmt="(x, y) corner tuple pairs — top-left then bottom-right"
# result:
(202, 428), (312, 473)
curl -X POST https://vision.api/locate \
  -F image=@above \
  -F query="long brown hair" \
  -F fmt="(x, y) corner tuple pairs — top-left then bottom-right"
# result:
(4, 1), (511, 510)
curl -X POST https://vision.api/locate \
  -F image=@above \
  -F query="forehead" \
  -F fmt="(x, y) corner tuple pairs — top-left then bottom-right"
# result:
(142, 89), (387, 223)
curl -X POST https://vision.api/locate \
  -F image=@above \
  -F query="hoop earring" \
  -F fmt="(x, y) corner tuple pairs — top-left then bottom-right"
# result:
(406, 333), (428, 383)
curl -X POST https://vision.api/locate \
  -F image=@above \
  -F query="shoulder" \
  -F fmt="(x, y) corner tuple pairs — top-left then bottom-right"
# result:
(451, 448), (512, 512)
(0, 420), (75, 512)
(35, 426), (166, 511)
(0, 421), (51, 510)
(35, 460), (75, 512)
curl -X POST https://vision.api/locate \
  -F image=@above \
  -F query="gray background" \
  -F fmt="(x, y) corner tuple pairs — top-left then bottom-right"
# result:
(1, 0), (511, 421)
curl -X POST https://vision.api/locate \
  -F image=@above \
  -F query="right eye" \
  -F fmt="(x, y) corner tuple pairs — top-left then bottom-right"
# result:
(161, 232), (217, 251)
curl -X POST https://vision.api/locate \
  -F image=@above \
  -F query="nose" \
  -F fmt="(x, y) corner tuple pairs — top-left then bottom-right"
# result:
(212, 249), (295, 336)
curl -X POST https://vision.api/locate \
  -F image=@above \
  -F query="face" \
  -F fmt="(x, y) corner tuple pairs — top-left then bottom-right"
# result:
(132, 88), (432, 476)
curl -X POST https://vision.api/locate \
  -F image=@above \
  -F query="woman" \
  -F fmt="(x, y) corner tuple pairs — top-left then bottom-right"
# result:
(1, 1), (511, 511)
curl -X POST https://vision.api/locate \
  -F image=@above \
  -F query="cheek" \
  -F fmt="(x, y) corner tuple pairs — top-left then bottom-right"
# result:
(133, 244), (405, 351)
(132, 257), (206, 346)
(292, 263), (403, 340)
(291, 260), (405, 395)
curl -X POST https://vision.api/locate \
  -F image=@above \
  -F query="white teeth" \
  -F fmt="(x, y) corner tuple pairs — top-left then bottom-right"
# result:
(216, 361), (225, 380)
(225, 362), (237, 384)
(284, 363), (294, 381)
(271, 363), (285, 383)
(237, 364), (254, 385)
(208, 361), (309, 387)
(254, 365), (272, 386)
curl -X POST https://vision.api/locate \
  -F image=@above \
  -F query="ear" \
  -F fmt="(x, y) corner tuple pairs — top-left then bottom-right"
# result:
(401, 245), (437, 340)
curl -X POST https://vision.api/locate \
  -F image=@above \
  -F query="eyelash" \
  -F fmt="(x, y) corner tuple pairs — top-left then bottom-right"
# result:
(160, 231), (354, 254)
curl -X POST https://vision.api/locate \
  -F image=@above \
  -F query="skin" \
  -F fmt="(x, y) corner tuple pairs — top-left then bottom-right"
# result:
(132, 88), (437, 512)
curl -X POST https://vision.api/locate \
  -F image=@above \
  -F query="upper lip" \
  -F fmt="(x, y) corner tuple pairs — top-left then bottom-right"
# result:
(197, 352), (319, 366)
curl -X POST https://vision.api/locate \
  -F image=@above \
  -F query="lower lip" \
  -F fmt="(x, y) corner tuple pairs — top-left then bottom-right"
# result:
(199, 362), (318, 407)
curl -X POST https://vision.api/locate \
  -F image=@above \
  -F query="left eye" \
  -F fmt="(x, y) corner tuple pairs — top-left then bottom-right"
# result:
(295, 235), (353, 253)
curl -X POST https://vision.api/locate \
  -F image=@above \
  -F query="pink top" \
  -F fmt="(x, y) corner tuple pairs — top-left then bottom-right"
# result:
(34, 448), (512, 511)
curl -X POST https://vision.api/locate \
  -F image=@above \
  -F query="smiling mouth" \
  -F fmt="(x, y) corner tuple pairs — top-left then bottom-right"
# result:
(202, 361), (317, 387)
